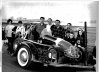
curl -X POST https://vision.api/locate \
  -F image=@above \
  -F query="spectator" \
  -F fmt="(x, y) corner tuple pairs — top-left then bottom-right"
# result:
(41, 18), (53, 37)
(65, 23), (73, 33)
(51, 20), (64, 38)
(5, 19), (15, 54)
(64, 23), (73, 40)
(69, 32), (76, 45)
(16, 21), (25, 38)
(28, 25), (39, 41)
(47, 18), (52, 25)
(41, 28), (52, 38)
(47, 18), (52, 31)
(76, 29), (85, 47)
(36, 17), (46, 36)
(24, 24), (33, 39)
(64, 32), (70, 42)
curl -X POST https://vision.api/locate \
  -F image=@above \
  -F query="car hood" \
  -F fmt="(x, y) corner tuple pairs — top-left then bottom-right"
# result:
(43, 35), (81, 59)
(55, 38), (80, 58)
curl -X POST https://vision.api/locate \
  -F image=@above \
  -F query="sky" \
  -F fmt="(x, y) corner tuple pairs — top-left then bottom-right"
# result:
(2, 0), (99, 27)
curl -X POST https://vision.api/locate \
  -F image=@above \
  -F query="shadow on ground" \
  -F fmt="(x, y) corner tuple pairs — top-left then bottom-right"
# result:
(14, 61), (95, 72)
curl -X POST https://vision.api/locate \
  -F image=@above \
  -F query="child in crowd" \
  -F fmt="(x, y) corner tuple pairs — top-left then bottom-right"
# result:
(16, 21), (25, 38)
(64, 32), (70, 42)
(69, 32), (76, 45)
(76, 29), (85, 47)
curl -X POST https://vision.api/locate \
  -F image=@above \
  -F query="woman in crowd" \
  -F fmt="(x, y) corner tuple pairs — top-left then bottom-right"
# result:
(76, 29), (85, 48)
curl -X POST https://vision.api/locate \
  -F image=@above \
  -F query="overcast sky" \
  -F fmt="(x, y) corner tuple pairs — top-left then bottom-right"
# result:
(2, 0), (99, 27)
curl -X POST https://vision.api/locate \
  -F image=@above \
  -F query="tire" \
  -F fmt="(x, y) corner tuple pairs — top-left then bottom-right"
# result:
(17, 45), (32, 68)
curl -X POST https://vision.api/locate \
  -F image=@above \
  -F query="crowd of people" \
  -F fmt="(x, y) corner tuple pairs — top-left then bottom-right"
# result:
(2, 17), (85, 55)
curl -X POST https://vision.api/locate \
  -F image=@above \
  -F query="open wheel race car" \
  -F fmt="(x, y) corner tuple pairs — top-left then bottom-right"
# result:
(12, 22), (96, 70)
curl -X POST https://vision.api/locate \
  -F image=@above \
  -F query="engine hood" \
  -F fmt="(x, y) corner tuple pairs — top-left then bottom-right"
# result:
(43, 35), (81, 59)
(54, 38), (72, 49)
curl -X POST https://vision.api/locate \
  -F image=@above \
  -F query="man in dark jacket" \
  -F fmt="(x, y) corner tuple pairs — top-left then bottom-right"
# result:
(51, 20), (65, 38)
(69, 32), (76, 45)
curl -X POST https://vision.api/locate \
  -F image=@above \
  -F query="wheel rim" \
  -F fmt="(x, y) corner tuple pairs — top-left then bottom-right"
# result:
(17, 48), (29, 67)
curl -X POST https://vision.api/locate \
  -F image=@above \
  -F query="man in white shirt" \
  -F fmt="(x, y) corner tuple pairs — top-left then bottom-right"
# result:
(40, 18), (53, 38)
(46, 18), (52, 34)
(5, 19), (15, 54)
(16, 21), (25, 38)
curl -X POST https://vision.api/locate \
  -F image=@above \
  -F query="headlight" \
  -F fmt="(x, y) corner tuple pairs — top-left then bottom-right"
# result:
(14, 44), (18, 51)
(48, 49), (57, 59)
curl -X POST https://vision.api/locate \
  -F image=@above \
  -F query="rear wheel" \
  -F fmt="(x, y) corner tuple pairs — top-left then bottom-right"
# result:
(17, 45), (32, 68)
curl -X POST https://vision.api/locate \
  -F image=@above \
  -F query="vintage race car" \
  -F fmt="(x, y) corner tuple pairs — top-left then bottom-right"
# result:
(12, 22), (95, 69)
(13, 36), (95, 69)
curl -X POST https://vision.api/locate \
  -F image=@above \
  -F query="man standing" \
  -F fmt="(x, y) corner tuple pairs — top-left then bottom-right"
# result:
(65, 23), (73, 33)
(64, 23), (73, 40)
(16, 21), (25, 38)
(47, 18), (52, 25)
(40, 18), (53, 38)
(36, 17), (46, 37)
(51, 20), (64, 38)
(5, 19), (15, 54)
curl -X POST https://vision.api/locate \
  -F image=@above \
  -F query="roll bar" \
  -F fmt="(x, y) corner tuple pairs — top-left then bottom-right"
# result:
(84, 22), (88, 65)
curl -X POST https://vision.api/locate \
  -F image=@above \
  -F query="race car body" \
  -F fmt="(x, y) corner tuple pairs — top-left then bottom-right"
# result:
(12, 22), (95, 70)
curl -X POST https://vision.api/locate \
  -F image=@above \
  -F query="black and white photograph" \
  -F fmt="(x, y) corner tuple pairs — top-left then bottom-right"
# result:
(1, 0), (98, 72)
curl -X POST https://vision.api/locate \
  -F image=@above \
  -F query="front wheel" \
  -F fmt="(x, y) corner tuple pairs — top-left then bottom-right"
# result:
(17, 45), (32, 68)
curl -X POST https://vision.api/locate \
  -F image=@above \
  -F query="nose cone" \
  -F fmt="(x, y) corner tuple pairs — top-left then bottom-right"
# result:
(58, 40), (79, 58)
(58, 40), (72, 51)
